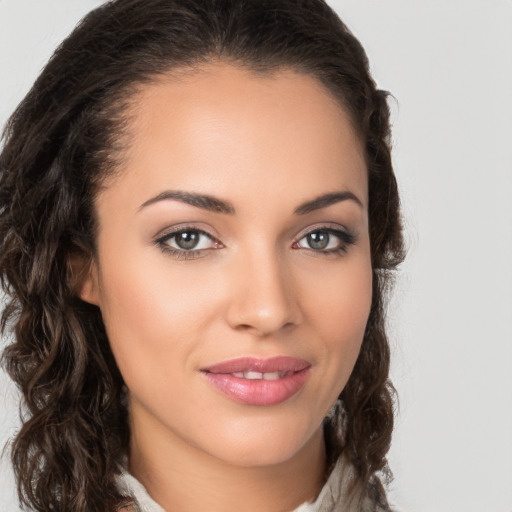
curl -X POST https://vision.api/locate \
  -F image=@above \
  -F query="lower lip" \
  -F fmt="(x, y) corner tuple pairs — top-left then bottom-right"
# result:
(201, 369), (310, 406)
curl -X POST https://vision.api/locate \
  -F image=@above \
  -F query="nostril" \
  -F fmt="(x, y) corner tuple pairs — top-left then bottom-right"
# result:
(224, 259), (303, 335)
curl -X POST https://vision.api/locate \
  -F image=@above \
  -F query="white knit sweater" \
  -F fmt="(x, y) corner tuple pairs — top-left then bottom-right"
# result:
(115, 456), (391, 512)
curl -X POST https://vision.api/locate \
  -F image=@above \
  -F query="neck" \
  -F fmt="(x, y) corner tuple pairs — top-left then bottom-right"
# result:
(128, 404), (327, 512)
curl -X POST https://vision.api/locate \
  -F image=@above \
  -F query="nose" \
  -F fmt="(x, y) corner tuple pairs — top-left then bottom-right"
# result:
(226, 250), (302, 336)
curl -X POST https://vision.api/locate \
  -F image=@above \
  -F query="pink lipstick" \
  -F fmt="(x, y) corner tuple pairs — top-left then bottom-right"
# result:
(200, 356), (311, 406)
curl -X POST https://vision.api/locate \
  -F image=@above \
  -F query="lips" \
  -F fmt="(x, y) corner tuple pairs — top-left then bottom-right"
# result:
(200, 357), (311, 406)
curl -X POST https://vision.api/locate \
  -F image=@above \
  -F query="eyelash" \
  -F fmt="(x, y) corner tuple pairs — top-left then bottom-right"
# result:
(292, 227), (356, 255)
(155, 227), (221, 260)
(154, 226), (356, 260)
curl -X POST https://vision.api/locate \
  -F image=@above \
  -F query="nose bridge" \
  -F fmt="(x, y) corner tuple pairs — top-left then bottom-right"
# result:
(226, 241), (300, 335)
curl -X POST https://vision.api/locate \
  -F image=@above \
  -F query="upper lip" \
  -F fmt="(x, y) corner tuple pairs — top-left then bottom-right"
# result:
(201, 356), (311, 374)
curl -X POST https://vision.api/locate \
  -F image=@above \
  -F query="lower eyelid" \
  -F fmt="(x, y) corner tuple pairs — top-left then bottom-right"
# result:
(163, 248), (203, 260)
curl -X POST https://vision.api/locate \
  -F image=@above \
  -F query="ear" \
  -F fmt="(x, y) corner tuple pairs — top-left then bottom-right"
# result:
(67, 253), (101, 306)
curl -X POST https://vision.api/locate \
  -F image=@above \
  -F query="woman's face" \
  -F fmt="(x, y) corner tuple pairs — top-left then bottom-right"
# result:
(81, 63), (372, 467)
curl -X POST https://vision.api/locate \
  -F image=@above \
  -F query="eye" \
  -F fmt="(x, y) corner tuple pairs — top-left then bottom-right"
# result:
(155, 227), (222, 258)
(294, 228), (355, 253)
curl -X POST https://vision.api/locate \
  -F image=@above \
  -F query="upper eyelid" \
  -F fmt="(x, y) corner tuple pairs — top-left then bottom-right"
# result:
(294, 223), (353, 240)
(154, 225), (219, 243)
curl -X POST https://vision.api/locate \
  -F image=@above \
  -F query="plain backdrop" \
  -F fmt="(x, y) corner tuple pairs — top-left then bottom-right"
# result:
(1, 1), (511, 511)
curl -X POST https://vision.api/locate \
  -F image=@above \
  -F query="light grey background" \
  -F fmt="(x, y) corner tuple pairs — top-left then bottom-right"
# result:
(1, 1), (511, 511)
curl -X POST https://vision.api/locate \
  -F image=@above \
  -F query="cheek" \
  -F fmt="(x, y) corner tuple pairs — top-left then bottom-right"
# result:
(310, 257), (372, 340)
(95, 254), (199, 383)
(94, 244), (233, 405)
(97, 242), (210, 335)
(304, 254), (373, 391)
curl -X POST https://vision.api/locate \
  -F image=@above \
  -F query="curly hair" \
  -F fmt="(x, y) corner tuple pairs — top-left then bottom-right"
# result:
(0, 0), (404, 510)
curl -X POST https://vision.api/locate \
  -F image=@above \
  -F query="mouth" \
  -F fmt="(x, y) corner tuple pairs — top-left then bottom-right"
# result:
(200, 356), (311, 406)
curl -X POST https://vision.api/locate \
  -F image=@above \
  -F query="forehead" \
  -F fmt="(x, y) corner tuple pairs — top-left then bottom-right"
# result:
(101, 62), (367, 210)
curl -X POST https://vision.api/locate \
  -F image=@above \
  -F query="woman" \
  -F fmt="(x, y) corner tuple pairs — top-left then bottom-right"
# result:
(0, 0), (404, 510)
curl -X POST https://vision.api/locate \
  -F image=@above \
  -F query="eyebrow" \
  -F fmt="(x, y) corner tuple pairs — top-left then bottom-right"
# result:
(138, 189), (363, 215)
(139, 190), (235, 214)
(294, 191), (363, 214)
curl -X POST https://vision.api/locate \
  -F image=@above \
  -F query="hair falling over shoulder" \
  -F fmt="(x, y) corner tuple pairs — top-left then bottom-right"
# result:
(0, 1), (405, 510)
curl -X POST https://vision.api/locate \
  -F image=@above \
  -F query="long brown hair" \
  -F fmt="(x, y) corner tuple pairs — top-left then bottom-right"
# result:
(0, 1), (404, 510)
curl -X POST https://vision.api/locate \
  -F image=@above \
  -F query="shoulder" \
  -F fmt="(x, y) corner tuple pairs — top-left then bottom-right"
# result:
(115, 464), (165, 512)
(302, 456), (394, 512)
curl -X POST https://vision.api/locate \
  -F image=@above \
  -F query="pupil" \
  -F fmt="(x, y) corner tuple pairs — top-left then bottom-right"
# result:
(176, 231), (199, 250)
(308, 231), (329, 250)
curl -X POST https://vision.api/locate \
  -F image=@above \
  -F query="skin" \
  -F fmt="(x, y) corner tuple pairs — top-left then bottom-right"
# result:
(80, 63), (372, 512)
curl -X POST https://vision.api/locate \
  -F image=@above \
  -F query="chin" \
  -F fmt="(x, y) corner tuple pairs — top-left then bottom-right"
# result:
(202, 418), (323, 468)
